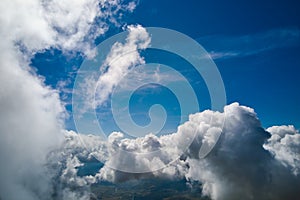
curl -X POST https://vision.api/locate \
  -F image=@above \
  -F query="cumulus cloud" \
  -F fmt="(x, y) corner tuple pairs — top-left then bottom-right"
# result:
(57, 103), (300, 200)
(264, 125), (300, 175)
(184, 103), (300, 200)
(0, 0), (136, 199)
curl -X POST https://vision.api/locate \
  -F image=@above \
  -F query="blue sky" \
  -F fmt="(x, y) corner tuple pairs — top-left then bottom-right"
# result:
(31, 0), (300, 133)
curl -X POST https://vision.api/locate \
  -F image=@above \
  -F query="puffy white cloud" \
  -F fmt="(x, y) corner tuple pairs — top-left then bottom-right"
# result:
(58, 155), (96, 200)
(264, 125), (300, 175)
(0, 0), (136, 199)
(184, 103), (272, 199)
(184, 104), (300, 200)
(0, 0), (136, 57)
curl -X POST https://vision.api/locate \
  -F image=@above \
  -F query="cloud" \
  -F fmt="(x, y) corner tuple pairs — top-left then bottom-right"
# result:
(1, 0), (137, 58)
(0, 36), (65, 200)
(184, 103), (300, 200)
(264, 125), (300, 175)
(197, 28), (300, 60)
(0, 0), (136, 199)
(56, 103), (300, 200)
(95, 24), (151, 107)
(76, 24), (151, 120)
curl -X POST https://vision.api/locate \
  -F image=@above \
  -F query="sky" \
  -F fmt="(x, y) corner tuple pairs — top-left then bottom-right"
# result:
(1, 0), (300, 200)
(32, 0), (300, 131)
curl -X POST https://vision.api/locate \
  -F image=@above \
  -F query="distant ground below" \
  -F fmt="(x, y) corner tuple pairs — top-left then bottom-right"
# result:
(90, 179), (210, 200)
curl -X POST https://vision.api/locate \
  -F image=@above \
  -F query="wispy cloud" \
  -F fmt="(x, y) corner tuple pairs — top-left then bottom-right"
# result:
(197, 28), (300, 60)
(95, 24), (151, 107)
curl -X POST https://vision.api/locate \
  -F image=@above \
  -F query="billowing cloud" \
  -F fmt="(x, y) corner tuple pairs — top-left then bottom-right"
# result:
(56, 103), (300, 200)
(184, 104), (300, 200)
(1, 0), (136, 58)
(0, 0), (136, 199)
(264, 125), (300, 175)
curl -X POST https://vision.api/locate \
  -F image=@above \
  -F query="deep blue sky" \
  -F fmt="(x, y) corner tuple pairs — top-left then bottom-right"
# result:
(32, 0), (300, 132)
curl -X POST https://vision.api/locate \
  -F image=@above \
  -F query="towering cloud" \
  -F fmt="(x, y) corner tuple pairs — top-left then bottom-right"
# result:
(184, 104), (300, 200)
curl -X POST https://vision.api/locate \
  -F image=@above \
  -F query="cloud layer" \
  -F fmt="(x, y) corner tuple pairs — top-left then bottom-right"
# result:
(55, 103), (300, 200)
